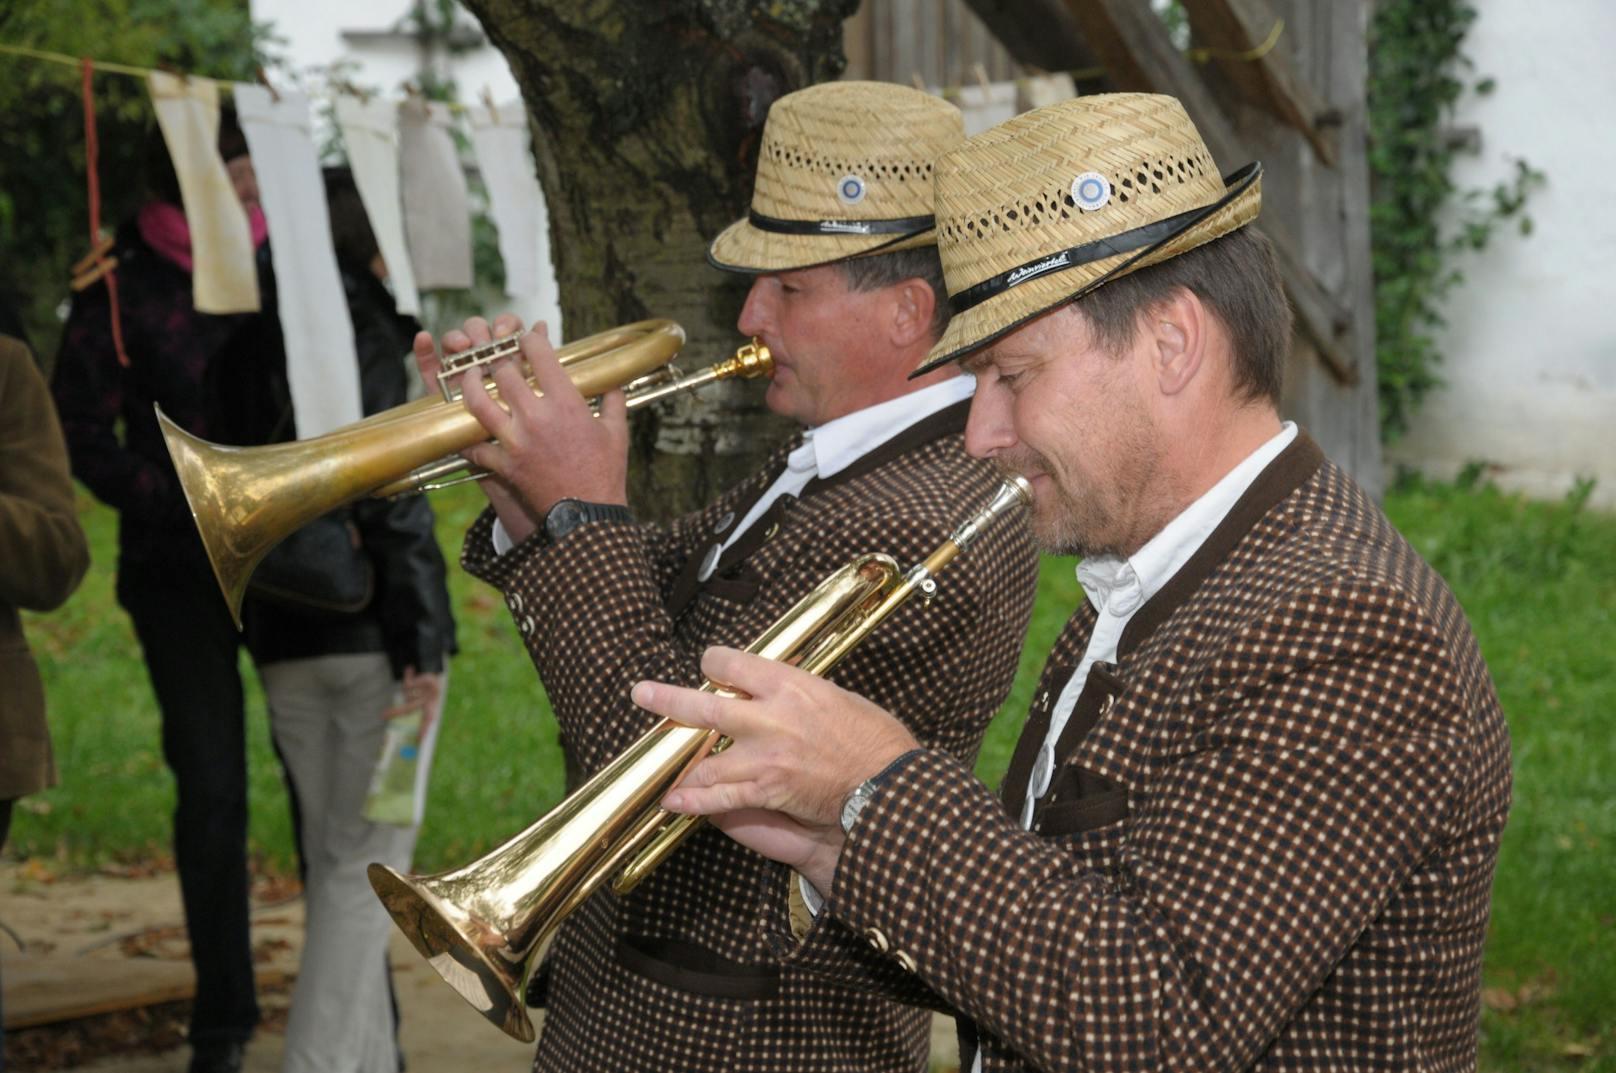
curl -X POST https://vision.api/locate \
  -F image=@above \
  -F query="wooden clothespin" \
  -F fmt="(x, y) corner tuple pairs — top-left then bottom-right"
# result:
(255, 66), (282, 103)
(481, 85), (499, 124)
(911, 71), (927, 93)
(70, 233), (118, 293)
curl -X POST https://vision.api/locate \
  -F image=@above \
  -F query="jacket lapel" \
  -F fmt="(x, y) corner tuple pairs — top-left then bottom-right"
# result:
(667, 400), (973, 619)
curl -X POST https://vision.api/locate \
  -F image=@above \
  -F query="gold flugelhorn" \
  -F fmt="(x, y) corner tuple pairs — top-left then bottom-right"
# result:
(157, 320), (771, 626)
(367, 476), (1032, 1041)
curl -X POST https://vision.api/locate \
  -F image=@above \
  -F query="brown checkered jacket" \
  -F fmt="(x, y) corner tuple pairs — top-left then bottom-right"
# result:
(765, 434), (1512, 1073)
(463, 400), (1040, 1072)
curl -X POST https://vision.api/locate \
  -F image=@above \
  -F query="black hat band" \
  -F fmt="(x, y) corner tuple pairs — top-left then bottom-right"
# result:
(747, 211), (935, 237)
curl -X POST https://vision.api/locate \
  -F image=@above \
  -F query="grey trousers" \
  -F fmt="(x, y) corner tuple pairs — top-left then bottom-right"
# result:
(261, 653), (446, 1073)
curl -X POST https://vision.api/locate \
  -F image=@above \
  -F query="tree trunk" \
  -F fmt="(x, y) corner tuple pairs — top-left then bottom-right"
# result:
(459, 0), (858, 519)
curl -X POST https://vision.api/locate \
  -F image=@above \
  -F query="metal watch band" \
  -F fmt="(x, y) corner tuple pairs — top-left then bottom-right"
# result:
(542, 498), (634, 545)
(839, 748), (924, 835)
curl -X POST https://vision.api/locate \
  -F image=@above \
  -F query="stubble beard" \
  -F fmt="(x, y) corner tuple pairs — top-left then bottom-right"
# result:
(995, 451), (1119, 558)
(996, 415), (1164, 559)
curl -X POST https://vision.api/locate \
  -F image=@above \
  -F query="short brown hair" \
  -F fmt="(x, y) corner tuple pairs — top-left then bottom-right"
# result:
(836, 246), (951, 343)
(1073, 226), (1291, 404)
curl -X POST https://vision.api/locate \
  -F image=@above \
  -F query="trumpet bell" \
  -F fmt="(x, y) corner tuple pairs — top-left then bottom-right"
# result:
(368, 864), (539, 1042)
(160, 319), (687, 627)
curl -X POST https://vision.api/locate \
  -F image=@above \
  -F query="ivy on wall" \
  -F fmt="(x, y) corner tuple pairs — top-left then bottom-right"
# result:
(1367, 0), (1544, 442)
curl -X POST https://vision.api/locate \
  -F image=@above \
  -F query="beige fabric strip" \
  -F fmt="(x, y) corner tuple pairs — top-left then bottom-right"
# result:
(398, 98), (473, 291)
(147, 72), (259, 313)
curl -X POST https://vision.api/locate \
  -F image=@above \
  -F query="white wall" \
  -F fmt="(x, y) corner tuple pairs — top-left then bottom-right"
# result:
(1386, 0), (1616, 507)
(253, 0), (561, 338)
(259, 0), (522, 105)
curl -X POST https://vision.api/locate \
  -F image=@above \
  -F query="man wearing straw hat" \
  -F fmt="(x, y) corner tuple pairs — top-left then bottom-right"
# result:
(420, 81), (1038, 1072)
(637, 93), (1511, 1072)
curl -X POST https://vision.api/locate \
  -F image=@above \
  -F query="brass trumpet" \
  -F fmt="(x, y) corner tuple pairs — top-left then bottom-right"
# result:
(158, 319), (772, 625)
(367, 476), (1032, 1042)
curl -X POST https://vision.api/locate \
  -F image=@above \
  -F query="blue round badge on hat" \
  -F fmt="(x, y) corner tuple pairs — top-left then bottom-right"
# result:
(1071, 171), (1111, 211)
(837, 173), (867, 206)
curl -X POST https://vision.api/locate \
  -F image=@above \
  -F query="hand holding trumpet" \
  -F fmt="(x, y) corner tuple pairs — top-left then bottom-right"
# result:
(413, 316), (631, 544)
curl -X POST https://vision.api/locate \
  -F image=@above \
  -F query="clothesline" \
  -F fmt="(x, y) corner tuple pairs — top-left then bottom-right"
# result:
(2, 15), (1286, 114)
(0, 40), (508, 117)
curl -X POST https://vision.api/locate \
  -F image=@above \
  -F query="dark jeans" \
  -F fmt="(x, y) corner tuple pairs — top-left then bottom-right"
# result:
(118, 565), (258, 1045)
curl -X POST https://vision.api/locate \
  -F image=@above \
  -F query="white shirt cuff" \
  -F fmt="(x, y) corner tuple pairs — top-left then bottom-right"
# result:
(491, 517), (514, 556)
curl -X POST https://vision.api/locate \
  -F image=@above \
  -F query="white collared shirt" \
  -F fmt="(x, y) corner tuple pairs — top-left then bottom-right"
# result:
(697, 374), (976, 579)
(1019, 421), (1298, 828)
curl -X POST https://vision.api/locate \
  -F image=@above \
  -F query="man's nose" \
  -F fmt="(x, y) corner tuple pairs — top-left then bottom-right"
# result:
(963, 384), (1016, 460)
(736, 279), (774, 338)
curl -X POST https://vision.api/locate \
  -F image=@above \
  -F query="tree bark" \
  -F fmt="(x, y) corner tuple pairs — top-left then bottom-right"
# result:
(460, 0), (859, 519)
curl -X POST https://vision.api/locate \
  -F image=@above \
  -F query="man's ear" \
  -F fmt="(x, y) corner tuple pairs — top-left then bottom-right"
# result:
(888, 278), (937, 349)
(1150, 287), (1207, 397)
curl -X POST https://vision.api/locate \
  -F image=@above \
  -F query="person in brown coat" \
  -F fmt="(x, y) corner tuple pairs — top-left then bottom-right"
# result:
(638, 94), (1512, 1073)
(415, 82), (1040, 1071)
(0, 329), (91, 1057)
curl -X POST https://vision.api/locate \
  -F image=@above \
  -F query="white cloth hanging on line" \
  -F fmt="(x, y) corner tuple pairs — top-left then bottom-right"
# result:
(1016, 72), (1078, 113)
(398, 98), (473, 291)
(147, 72), (259, 313)
(467, 99), (562, 340)
(234, 85), (362, 439)
(949, 80), (1018, 136)
(336, 94), (421, 317)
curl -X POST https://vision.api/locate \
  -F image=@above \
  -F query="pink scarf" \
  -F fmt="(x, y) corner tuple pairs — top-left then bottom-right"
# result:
(138, 200), (268, 274)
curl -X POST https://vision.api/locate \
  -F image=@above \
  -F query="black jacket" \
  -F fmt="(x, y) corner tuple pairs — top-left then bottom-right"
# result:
(52, 220), (276, 582)
(221, 260), (457, 677)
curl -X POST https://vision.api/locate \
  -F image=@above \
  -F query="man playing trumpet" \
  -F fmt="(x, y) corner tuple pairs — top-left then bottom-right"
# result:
(635, 94), (1512, 1072)
(419, 81), (1039, 1072)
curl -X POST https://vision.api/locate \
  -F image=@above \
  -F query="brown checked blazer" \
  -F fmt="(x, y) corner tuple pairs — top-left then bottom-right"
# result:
(765, 433), (1512, 1073)
(462, 399), (1040, 1073)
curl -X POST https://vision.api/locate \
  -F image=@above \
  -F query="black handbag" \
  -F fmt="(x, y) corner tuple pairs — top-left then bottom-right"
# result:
(247, 510), (375, 615)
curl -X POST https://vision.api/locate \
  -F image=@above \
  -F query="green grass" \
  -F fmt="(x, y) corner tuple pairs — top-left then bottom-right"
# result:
(10, 475), (1613, 1069)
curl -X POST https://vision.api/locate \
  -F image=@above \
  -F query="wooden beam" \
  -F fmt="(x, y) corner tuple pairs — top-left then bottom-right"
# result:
(1059, 0), (1356, 382)
(959, 0), (1106, 83)
(1181, 0), (1338, 165)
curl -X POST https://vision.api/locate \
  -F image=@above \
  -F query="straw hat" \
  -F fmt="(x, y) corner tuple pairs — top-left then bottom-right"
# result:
(915, 93), (1261, 373)
(707, 81), (965, 274)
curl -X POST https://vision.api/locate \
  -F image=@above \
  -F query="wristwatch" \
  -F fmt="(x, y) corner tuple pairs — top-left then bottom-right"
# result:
(542, 498), (634, 545)
(839, 749), (922, 836)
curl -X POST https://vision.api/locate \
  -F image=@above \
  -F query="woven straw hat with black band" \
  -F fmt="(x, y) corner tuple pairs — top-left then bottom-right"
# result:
(915, 92), (1262, 375)
(707, 81), (965, 274)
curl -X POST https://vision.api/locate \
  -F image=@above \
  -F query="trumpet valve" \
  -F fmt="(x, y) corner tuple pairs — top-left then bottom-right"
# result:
(436, 333), (526, 402)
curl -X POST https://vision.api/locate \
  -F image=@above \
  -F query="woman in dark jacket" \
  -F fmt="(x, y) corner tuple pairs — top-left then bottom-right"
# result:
(51, 120), (274, 1073)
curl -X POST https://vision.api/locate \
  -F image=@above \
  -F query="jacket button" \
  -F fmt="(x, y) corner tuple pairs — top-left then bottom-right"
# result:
(864, 927), (889, 953)
(1100, 694), (1116, 716)
(894, 950), (918, 973)
(713, 510), (735, 534)
(764, 522), (780, 541)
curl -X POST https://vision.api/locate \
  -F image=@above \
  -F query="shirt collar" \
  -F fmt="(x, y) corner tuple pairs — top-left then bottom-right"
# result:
(1077, 422), (1298, 616)
(803, 375), (975, 480)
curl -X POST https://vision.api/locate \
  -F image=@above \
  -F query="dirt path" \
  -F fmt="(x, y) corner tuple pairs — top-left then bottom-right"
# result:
(2, 861), (960, 1071)
(2, 860), (534, 1072)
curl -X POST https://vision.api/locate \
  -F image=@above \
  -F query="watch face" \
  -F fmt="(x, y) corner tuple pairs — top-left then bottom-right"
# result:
(545, 499), (581, 541)
(840, 785), (869, 833)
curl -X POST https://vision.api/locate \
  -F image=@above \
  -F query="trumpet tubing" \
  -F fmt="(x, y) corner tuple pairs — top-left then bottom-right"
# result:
(369, 477), (1032, 1040)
